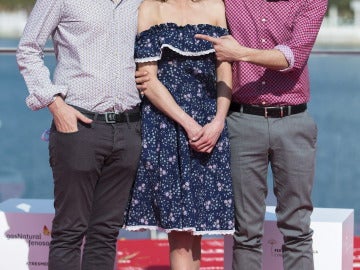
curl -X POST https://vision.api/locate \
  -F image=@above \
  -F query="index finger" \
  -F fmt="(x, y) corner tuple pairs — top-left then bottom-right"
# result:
(76, 111), (93, 124)
(194, 34), (219, 44)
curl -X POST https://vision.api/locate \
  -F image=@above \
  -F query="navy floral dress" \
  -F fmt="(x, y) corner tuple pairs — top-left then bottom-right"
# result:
(126, 23), (234, 235)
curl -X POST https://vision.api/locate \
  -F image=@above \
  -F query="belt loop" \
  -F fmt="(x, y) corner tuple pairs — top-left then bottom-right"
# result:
(240, 104), (244, 113)
(94, 113), (99, 121)
(288, 106), (291, 116)
(264, 107), (268, 118)
(125, 113), (130, 128)
(280, 107), (284, 118)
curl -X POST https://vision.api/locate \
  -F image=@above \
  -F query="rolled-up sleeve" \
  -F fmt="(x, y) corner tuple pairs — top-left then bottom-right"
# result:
(274, 44), (294, 72)
(280, 0), (327, 71)
(16, 0), (68, 110)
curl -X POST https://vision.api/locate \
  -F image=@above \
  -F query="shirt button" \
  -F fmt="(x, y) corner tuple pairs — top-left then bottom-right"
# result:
(262, 81), (266, 85)
(261, 101), (266, 105)
(261, 18), (267, 23)
(261, 38), (266, 43)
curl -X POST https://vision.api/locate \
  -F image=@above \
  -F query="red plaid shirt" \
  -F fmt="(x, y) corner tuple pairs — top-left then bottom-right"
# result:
(225, 0), (327, 106)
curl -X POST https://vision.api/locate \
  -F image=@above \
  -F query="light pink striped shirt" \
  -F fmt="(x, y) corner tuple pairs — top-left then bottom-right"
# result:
(224, 0), (327, 106)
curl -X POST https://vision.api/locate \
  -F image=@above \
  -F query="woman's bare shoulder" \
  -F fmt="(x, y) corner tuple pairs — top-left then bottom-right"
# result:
(139, 0), (161, 12)
(203, 0), (225, 10)
(138, 0), (161, 32)
(201, 0), (226, 27)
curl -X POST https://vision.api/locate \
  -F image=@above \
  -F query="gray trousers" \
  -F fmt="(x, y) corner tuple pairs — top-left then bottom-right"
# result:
(48, 116), (141, 270)
(227, 110), (317, 270)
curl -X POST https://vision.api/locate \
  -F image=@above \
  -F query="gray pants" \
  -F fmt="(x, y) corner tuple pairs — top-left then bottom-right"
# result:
(227, 110), (317, 270)
(48, 116), (141, 270)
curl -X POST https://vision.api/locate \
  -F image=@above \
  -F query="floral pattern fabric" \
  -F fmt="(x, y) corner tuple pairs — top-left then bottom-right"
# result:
(125, 23), (234, 235)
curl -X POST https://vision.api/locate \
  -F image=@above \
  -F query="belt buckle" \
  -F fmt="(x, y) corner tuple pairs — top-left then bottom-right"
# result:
(264, 106), (284, 118)
(105, 112), (117, 123)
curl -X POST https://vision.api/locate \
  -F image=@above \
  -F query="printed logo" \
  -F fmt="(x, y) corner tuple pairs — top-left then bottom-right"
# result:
(267, 239), (282, 257)
(5, 225), (51, 247)
(43, 225), (51, 236)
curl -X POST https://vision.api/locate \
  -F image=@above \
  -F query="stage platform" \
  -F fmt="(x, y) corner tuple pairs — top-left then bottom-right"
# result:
(0, 198), (358, 269)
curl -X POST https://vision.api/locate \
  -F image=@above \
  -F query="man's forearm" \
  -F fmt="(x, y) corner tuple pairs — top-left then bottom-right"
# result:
(235, 46), (289, 70)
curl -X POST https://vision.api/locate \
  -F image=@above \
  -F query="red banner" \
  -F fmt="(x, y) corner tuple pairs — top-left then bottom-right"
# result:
(117, 237), (360, 270)
(355, 237), (360, 270)
(116, 239), (224, 270)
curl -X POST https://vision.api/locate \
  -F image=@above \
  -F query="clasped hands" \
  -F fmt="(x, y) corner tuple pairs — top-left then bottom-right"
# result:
(135, 71), (224, 154)
(185, 116), (224, 153)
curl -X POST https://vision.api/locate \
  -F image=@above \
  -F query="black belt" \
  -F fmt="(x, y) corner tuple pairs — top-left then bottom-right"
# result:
(229, 103), (307, 118)
(73, 105), (141, 123)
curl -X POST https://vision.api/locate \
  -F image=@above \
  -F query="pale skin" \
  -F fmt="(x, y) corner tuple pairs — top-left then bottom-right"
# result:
(48, 96), (92, 133)
(193, 34), (290, 70)
(135, 0), (232, 269)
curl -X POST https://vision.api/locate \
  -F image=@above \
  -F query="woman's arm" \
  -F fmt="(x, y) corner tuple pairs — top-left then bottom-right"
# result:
(190, 0), (232, 153)
(136, 0), (202, 140)
(213, 0), (233, 123)
(214, 61), (233, 123)
(190, 58), (232, 153)
(138, 62), (202, 140)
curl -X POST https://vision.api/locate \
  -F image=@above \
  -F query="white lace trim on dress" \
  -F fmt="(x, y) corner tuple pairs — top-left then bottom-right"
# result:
(124, 225), (234, 235)
(135, 44), (215, 63)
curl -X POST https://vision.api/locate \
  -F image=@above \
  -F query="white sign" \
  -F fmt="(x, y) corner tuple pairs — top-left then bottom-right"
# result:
(0, 199), (54, 270)
(224, 207), (354, 270)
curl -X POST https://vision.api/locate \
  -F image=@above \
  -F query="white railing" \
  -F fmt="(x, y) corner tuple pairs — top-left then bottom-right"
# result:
(0, 47), (53, 54)
(1, 47), (360, 55)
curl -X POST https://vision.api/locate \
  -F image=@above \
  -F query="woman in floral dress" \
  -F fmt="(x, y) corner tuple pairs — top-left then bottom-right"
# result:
(126, 0), (234, 268)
